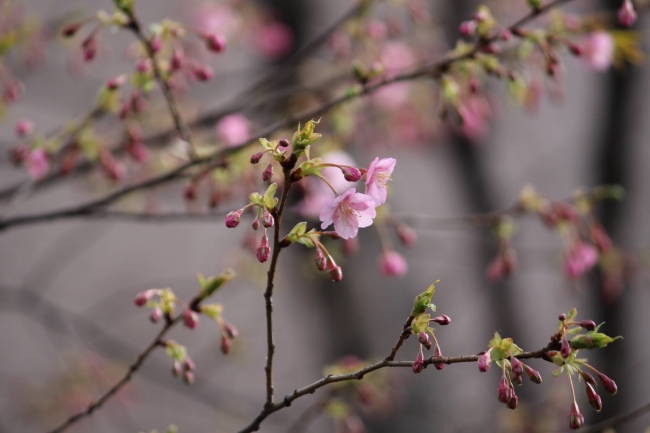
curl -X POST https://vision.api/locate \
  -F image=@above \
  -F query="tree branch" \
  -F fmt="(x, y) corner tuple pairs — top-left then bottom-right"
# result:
(580, 400), (650, 433)
(0, 0), (576, 234)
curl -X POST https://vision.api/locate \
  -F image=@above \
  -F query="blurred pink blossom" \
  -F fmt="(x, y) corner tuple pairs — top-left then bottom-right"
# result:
(458, 95), (491, 141)
(565, 242), (599, 278)
(381, 42), (415, 74)
(320, 188), (377, 239)
(254, 22), (294, 59)
(582, 31), (614, 71)
(26, 148), (49, 179)
(379, 250), (408, 277)
(192, 3), (236, 35)
(216, 113), (250, 147)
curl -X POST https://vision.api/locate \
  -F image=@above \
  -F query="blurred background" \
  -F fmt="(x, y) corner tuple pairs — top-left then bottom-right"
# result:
(0, 0), (649, 432)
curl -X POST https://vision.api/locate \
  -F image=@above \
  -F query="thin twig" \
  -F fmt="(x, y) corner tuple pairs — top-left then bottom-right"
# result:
(0, 0), (575, 234)
(580, 400), (650, 433)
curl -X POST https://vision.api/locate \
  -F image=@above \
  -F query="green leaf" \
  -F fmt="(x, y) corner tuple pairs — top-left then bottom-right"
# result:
(410, 281), (437, 317)
(249, 192), (264, 207)
(411, 314), (430, 334)
(566, 308), (578, 322)
(263, 183), (278, 209)
(198, 268), (236, 300)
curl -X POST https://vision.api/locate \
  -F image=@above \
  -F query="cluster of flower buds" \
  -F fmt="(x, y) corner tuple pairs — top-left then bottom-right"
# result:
(225, 182), (279, 263)
(134, 288), (177, 322)
(408, 282), (450, 373)
(478, 333), (542, 410)
(283, 222), (343, 281)
(165, 340), (195, 384)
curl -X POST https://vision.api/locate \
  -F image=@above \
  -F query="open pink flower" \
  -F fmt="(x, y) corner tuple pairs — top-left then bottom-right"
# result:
(26, 148), (49, 179)
(364, 157), (396, 205)
(320, 188), (376, 239)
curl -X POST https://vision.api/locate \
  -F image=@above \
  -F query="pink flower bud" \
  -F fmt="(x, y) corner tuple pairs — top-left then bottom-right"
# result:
(419, 332), (432, 350)
(597, 372), (618, 395)
(150, 308), (163, 323)
(262, 211), (274, 228)
(183, 308), (199, 329)
(500, 29), (513, 40)
(172, 361), (182, 377)
(430, 315), (451, 326)
(585, 382), (602, 412)
(433, 345), (444, 370)
(578, 320), (596, 331)
(183, 370), (195, 384)
(580, 371), (597, 386)
(378, 250), (408, 278)
(396, 224), (417, 247)
(171, 50), (184, 72)
(315, 249), (327, 271)
(412, 349), (425, 374)
(257, 235), (271, 263)
(524, 364), (542, 384)
(510, 355), (523, 378)
(134, 290), (152, 306)
(328, 265), (343, 282)
(512, 374), (523, 386)
(150, 34), (163, 53)
(250, 152), (263, 164)
(567, 42), (584, 57)
(561, 338), (571, 358)
(183, 356), (196, 372)
(191, 64), (214, 81)
(507, 394), (518, 410)
(106, 75), (126, 90)
(459, 20), (476, 36)
(221, 335), (231, 354)
(478, 350), (492, 372)
(497, 377), (512, 403)
(26, 149), (50, 180)
(204, 33), (227, 53)
(99, 150), (125, 182)
(559, 313), (567, 321)
(126, 141), (150, 164)
(225, 210), (243, 228)
(224, 322), (239, 339)
(252, 219), (260, 230)
(618, 0), (637, 27)
(262, 163), (274, 181)
(82, 37), (97, 62)
(136, 59), (151, 74)
(342, 166), (361, 182)
(278, 138), (290, 148)
(62, 22), (81, 37)
(15, 119), (34, 137)
(568, 402), (584, 429)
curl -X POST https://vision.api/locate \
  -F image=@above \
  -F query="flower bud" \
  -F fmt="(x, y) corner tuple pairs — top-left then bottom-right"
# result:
(262, 211), (274, 228)
(507, 394), (518, 410)
(597, 372), (618, 395)
(225, 209), (243, 228)
(618, 0), (637, 27)
(150, 34), (163, 53)
(262, 163), (274, 181)
(567, 42), (584, 57)
(221, 335), (231, 354)
(500, 29), (512, 40)
(183, 308), (199, 329)
(459, 20), (476, 36)
(183, 356), (195, 372)
(223, 322), (239, 339)
(252, 219), (260, 230)
(524, 364), (542, 384)
(172, 361), (182, 377)
(561, 338), (571, 358)
(342, 166), (362, 182)
(204, 33), (227, 53)
(431, 315), (451, 326)
(419, 332), (432, 350)
(580, 371), (597, 386)
(191, 64), (214, 81)
(568, 402), (584, 430)
(183, 370), (195, 385)
(171, 50), (184, 71)
(412, 350), (425, 374)
(559, 313), (567, 321)
(278, 139), (290, 148)
(396, 224), (417, 247)
(250, 152), (263, 164)
(315, 249), (327, 271)
(15, 119), (34, 137)
(329, 265), (343, 282)
(150, 307), (163, 323)
(134, 290), (152, 307)
(585, 382), (602, 412)
(82, 37), (97, 62)
(578, 320), (597, 331)
(378, 250), (408, 278)
(257, 235), (271, 263)
(497, 377), (512, 403)
(512, 374), (523, 386)
(510, 355), (523, 378)
(62, 22), (81, 37)
(478, 350), (492, 372)
(433, 345), (444, 370)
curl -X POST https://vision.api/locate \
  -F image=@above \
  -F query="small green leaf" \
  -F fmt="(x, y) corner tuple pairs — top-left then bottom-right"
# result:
(263, 183), (278, 209)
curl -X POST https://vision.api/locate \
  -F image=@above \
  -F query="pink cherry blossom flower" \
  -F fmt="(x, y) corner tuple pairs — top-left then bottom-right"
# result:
(582, 31), (614, 72)
(15, 119), (34, 137)
(458, 95), (491, 142)
(565, 242), (599, 278)
(254, 22), (294, 59)
(26, 148), (49, 179)
(320, 188), (377, 239)
(364, 157), (396, 206)
(618, 0), (637, 27)
(378, 250), (408, 277)
(216, 113), (250, 147)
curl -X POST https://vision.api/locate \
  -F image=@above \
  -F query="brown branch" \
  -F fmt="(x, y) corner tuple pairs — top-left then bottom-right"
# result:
(580, 400), (650, 433)
(44, 307), (190, 433)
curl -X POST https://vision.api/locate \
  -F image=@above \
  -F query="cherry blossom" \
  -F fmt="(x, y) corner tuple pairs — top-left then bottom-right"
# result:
(320, 188), (376, 239)
(364, 157), (396, 205)
(26, 148), (49, 180)
(378, 250), (408, 277)
(564, 242), (599, 278)
(216, 113), (250, 147)
(582, 31), (614, 72)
